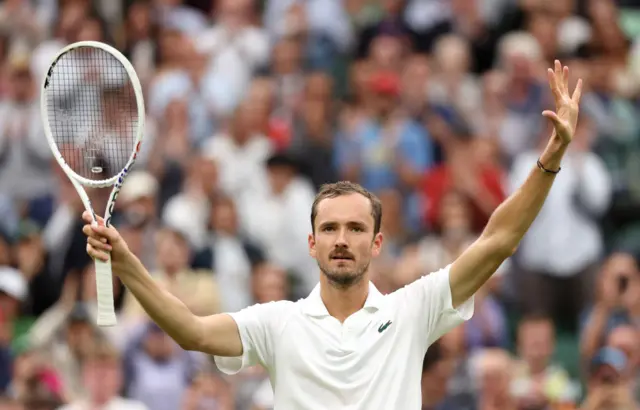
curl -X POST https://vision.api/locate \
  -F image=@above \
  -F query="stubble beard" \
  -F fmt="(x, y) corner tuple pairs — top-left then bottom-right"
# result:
(318, 260), (370, 290)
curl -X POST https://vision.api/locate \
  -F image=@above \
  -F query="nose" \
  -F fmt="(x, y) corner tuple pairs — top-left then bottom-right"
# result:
(335, 228), (348, 247)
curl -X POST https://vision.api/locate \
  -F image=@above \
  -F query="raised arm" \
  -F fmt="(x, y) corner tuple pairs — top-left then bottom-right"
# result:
(449, 60), (583, 308)
(83, 212), (243, 357)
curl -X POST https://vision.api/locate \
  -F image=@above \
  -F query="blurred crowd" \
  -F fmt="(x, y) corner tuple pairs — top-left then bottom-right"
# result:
(1, 0), (640, 409)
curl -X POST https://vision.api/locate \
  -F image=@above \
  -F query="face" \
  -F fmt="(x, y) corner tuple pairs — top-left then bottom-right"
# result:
(479, 360), (511, 398)
(421, 358), (455, 401)
(607, 326), (639, 376)
(252, 264), (288, 302)
(211, 199), (238, 234)
(439, 191), (471, 239)
(76, 19), (102, 42)
(84, 359), (121, 402)
(10, 70), (32, 101)
(370, 35), (403, 71)
(144, 329), (175, 360)
(273, 38), (302, 75)
(309, 194), (382, 288)
(518, 320), (554, 370)
(305, 73), (333, 102)
(66, 321), (94, 355)
(156, 230), (189, 271)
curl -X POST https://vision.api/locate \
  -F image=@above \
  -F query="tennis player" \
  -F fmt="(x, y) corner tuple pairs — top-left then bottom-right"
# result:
(83, 60), (582, 409)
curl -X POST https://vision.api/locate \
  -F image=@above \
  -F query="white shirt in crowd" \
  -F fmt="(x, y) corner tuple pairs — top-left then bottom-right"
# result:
(238, 176), (317, 292)
(201, 132), (273, 202)
(214, 265), (474, 410)
(509, 150), (612, 276)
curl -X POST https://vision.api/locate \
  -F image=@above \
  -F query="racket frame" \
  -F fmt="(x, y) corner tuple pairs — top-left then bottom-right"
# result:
(40, 40), (145, 327)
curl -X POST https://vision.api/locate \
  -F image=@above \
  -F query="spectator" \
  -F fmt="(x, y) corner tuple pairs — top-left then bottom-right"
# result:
(114, 171), (160, 271)
(511, 314), (577, 408)
(0, 51), (53, 225)
(201, 100), (274, 202)
(196, 0), (270, 117)
(182, 367), (234, 410)
(421, 339), (476, 410)
(237, 153), (316, 294)
(581, 252), (640, 361)
(473, 348), (516, 410)
(192, 193), (265, 313)
(581, 347), (638, 410)
(511, 114), (612, 331)
(59, 341), (147, 410)
(121, 226), (221, 327)
(27, 273), (113, 401)
(605, 325), (640, 401)
(123, 321), (200, 410)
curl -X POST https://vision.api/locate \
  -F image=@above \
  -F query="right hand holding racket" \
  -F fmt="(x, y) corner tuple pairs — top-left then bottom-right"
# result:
(82, 211), (129, 264)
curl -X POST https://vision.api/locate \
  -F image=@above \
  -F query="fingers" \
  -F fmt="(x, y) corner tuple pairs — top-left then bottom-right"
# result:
(82, 221), (118, 243)
(572, 78), (583, 104)
(82, 210), (105, 226)
(554, 60), (563, 92)
(549, 60), (571, 99)
(86, 243), (110, 262)
(547, 68), (560, 100)
(542, 110), (562, 126)
(88, 236), (112, 252)
(82, 224), (107, 243)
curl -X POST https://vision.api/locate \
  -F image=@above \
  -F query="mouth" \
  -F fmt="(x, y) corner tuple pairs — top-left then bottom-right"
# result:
(331, 254), (354, 262)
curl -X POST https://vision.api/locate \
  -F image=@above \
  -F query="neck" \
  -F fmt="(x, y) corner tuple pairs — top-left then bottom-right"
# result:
(319, 275), (369, 322)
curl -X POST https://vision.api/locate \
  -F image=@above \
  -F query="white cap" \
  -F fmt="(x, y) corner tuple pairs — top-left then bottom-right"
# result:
(119, 171), (159, 204)
(0, 267), (27, 301)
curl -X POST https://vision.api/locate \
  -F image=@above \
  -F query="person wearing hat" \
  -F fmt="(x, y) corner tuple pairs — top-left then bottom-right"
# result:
(0, 267), (28, 323)
(581, 347), (638, 410)
(115, 171), (160, 271)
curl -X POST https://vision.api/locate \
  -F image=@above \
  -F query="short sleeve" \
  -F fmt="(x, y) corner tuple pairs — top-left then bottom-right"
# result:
(396, 264), (474, 349)
(214, 301), (291, 375)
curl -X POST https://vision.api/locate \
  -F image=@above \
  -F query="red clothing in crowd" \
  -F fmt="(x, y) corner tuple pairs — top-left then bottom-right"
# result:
(422, 164), (506, 232)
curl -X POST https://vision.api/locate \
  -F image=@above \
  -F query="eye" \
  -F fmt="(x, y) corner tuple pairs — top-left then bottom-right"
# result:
(322, 226), (335, 232)
(350, 226), (364, 233)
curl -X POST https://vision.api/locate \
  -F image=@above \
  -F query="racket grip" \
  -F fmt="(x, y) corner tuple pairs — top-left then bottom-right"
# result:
(95, 256), (117, 327)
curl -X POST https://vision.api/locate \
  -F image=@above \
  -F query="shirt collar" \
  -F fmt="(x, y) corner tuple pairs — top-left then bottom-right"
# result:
(302, 281), (385, 317)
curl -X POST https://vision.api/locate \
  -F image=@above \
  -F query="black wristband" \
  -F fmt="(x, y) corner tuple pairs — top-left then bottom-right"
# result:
(537, 158), (561, 174)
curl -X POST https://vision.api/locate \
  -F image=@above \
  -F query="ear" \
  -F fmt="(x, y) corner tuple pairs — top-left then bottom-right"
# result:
(371, 232), (383, 258)
(308, 233), (316, 258)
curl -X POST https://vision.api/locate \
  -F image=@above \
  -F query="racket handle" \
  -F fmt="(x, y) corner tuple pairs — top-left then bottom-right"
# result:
(95, 256), (117, 327)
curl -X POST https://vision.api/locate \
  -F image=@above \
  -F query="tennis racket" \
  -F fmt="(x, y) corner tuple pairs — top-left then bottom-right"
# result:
(40, 41), (145, 327)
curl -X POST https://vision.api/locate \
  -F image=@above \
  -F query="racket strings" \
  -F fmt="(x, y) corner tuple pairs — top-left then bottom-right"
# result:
(46, 47), (138, 181)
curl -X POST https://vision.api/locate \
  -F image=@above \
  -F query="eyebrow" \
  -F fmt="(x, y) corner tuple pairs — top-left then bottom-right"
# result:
(319, 221), (369, 230)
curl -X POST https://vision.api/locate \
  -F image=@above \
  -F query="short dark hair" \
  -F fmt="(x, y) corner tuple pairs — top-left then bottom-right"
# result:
(310, 181), (382, 235)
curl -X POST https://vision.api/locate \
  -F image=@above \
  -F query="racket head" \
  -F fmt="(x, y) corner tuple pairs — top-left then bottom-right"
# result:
(40, 41), (145, 188)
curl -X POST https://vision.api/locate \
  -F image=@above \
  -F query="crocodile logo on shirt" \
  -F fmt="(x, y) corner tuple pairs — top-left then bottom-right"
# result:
(378, 320), (392, 333)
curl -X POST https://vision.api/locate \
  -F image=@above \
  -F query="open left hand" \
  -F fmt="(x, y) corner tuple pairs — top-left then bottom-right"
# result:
(542, 60), (583, 145)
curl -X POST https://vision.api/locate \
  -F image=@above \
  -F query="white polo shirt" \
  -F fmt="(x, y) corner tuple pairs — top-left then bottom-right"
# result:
(214, 265), (474, 409)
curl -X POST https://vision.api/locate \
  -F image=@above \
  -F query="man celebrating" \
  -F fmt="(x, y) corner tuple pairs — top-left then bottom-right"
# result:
(83, 61), (582, 409)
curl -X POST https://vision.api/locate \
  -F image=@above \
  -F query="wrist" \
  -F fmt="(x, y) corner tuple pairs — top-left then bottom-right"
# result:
(539, 137), (568, 171)
(111, 249), (136, 276)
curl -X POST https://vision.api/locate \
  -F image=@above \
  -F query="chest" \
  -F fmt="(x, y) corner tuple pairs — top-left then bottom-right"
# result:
(276, 312), (406, 383)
